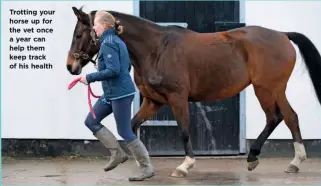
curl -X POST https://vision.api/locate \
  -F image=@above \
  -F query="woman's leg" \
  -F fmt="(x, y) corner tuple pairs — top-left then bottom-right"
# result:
(84, 97), (113, 133)
(112, 95), (155, 181)
(111, 95), (137, 143)
(84, 97), (128, 171)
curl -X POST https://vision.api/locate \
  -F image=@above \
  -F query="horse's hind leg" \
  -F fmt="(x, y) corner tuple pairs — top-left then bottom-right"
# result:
(276, 93), (307, 173)
(247, 86), (284, 171)
(167, 93), (195, 178)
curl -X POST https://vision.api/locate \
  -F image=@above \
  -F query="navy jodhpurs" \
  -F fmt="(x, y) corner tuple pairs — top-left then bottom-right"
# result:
(84, 95), (137, 143)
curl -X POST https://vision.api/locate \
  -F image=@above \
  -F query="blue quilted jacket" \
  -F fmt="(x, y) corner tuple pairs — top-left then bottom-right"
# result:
(86, 28), (136, 100)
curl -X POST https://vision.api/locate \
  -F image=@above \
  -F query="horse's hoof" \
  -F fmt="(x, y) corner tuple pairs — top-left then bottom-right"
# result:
(285, 164), (299, 173)
(247, 160), (259, 171)
(170, 168), (187, 178)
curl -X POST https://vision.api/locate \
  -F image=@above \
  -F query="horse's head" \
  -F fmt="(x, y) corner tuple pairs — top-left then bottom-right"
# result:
(66, 6), (99, 75)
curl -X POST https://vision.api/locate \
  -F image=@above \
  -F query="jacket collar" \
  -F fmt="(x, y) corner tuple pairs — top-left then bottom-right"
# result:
(99, 28), (116, 43)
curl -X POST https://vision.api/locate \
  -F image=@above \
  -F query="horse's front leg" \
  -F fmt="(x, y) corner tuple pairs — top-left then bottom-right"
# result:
(131, 97), (163, 134)
(168, 93), (196, 178)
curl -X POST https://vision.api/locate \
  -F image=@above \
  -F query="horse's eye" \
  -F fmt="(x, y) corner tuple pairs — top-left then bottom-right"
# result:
(76, 33), (82, 38)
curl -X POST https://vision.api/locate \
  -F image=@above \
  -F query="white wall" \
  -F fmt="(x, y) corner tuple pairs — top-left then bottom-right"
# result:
(1, 1), (134, 140)
(245, 1), (321, 139)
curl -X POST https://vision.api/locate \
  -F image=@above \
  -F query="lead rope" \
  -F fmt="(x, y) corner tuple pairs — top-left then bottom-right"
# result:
(68, 77), (101, 119)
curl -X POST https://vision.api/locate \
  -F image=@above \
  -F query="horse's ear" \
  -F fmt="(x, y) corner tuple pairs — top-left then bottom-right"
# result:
(79, 5), (84, 11)
(72, 6), (85, 22)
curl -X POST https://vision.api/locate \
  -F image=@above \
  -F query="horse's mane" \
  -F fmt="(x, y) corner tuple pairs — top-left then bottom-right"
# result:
(89, 10), (159, 28)
(89, 10), (190, 34)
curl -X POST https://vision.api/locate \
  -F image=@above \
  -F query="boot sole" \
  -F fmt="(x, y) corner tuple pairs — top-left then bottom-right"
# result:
(128, 172), (155, 181)
(104, 156), (129, 172)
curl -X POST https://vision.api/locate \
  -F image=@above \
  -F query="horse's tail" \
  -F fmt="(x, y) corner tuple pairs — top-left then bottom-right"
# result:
(285, 32), (321, 105)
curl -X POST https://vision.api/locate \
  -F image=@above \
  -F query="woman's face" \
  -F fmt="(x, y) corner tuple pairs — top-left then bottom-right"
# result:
(93, 16), (106, 37)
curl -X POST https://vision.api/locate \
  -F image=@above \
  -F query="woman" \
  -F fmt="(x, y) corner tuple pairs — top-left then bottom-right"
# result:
(79, 10), (154, 181)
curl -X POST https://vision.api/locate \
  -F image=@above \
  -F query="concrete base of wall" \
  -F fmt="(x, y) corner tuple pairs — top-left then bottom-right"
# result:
(2, 139), (321, 158)
(2, 139), (132, 158)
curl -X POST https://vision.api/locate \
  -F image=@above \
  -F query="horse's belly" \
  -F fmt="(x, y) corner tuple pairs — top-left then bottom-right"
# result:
(189, 58), (249, 101)
(190, 80), (249, 101)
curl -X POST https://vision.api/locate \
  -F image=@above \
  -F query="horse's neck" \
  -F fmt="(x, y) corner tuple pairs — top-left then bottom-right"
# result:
(119, 19), (163, 70)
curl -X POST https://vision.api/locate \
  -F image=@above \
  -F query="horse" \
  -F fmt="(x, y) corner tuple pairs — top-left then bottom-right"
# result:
(66, 6), (321, 177)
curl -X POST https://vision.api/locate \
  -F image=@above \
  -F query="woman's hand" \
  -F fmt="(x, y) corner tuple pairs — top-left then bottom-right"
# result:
(79, 75), (88, 85)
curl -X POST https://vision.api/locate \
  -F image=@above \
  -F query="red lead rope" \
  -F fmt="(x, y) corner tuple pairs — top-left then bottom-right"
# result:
(68, 77), (101, 119)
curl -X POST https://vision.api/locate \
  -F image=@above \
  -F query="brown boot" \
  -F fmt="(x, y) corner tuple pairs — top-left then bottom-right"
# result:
(95, 127), (128, 171)
(126, 139), (155, 181)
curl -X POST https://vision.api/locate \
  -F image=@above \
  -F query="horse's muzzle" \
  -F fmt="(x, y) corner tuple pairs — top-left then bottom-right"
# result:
(67, 63), (81, 75)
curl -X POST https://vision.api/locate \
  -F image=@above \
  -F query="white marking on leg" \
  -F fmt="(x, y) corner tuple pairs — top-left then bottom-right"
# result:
(135, 159), (140, 167)
(171, 156), (196, 177)
(290, 142), (307, 167)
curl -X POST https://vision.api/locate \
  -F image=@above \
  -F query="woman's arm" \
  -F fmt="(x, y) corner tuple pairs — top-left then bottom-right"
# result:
(86, 42), (120, 83)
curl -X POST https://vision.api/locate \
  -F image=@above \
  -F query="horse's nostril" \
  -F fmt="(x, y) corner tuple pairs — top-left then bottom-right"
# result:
(67, 64), (72, 71)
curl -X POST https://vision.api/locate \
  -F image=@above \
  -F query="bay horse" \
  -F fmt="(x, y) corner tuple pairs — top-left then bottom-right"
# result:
(66, 6), (321, 177)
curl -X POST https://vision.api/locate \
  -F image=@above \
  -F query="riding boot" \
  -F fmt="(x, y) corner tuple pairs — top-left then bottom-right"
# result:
(126, 138), (155, 181)
(94, 126), (128, 171)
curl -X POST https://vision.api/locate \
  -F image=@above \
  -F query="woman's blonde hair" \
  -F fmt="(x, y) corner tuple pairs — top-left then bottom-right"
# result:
(95, 10), (124, 34)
